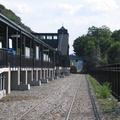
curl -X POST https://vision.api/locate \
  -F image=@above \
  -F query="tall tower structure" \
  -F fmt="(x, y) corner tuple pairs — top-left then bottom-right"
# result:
(58, 26), (69, 56)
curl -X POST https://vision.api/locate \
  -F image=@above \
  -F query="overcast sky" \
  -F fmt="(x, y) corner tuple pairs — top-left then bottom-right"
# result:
(1, 0), (120, 54)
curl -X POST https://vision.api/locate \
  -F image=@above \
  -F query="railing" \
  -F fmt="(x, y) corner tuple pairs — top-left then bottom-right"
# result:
(34, 59), (42, 68)
(8, 52), (20, 67)
(42, 61), (54, 68)
(0, 49), (55, 69)
(0, 49), (8, 68)
(21, 56), (33, 68)
(89, 64), (120, 101)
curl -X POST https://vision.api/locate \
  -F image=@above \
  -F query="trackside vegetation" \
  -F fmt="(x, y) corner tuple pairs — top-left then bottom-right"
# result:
(88, 75), (117, 113)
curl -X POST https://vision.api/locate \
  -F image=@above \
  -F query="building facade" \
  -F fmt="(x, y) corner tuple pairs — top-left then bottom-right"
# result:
(32, 26), (70, 76)
(0, 14), (70, 99)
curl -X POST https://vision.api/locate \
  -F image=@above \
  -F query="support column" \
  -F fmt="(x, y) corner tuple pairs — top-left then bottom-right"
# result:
(30, 69), (41, 86)
(41, 69), (49, 83)
(46, 70), (48, 79)
(5, 67), (11, 94)
(36, 70), (38, 81)
(18, 68), (30, 90)
(27, 70), (32, 84)
(39, 69), (42, 80)
(0, 74), (2, 90)
(18, 67), (20, 85)
(11, 71), (18, 90)
(31, 70), (34, 81)
(8, 67), (11, 94)
(25, 69), (28, 84)
(0, 73), (6, 99)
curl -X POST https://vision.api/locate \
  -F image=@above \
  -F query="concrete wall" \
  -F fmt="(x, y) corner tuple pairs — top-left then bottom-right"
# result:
(0, 66), (65, 99)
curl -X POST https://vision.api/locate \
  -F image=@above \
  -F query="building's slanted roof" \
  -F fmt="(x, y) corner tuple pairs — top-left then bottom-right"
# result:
(58, 26), (68, 34)
(59, 26), (66, 30)
(0, 13), (55, 51)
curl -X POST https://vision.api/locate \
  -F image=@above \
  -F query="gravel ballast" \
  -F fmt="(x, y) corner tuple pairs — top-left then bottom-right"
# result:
(0, 74), (120, 120)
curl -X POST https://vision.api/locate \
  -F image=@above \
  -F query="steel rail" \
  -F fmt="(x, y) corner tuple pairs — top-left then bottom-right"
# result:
(16, 76), (78, 120)
(65, 76), (80, 120)
(66, 75), (101, 120)
(85, 75), (101, 120)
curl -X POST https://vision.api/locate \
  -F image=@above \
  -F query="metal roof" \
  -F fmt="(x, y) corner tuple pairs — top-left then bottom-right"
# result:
(0, 13), (56, 51)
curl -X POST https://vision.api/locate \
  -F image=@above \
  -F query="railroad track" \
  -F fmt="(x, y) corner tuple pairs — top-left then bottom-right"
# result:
(16, 74), (101, 120)
(16, 75), (79, 120)
(85, 75), (101, 120)
(65, 75), (101, 120)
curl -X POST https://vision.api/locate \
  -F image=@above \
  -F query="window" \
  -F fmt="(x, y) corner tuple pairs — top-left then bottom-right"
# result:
(43, 53), (49, 61)
(36, 46), (39, 59)
(53, 36), (58, 39)
(0, 42), (2, 48)
(25, 47), (30, 58)
(9, 38), (12, 48)
(40, 36), (45, 39)
(47, 36), (52, 40)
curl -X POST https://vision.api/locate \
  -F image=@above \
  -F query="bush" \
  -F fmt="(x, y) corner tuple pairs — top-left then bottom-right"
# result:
(98, 58), (108, 65)
(88, 75), (117, 113)
(97, 82), (111, 99)
(107, 42), (120, 64)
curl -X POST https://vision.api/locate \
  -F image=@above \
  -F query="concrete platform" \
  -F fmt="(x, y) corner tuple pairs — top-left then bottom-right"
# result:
(54, 76), (59, 79)
(41, 79), (49, 83)
(18, 84), (30, 91)
(30, 81), (41, 86)
(49, 77), (54, 81)
(59, 75), (65, 78)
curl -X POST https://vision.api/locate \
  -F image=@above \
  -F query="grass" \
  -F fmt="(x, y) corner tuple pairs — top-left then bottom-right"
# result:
(100, 98), (116, 113)
(88, 75), (117, 113)
(97, 82), (111, 99)
(0, 96), (36, 103)
(1, 97), (11, 103)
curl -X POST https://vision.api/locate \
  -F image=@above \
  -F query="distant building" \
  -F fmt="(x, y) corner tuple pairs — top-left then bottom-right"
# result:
(69, 54), (83, 71)
(32, 26), (69, 56)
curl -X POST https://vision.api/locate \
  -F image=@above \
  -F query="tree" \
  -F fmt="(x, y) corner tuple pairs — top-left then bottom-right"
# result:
(73, 25), (112, 68)
(111, 29), (120, 42)
(107, 42), (120, 64)
(87, 25), (112, 58)
(0, 4), (33, 32)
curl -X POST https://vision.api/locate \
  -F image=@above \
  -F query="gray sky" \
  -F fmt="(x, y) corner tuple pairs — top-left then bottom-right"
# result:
(1, 0), (120, 54)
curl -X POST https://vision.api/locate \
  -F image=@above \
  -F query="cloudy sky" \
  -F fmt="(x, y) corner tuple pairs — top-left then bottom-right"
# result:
(1, 0), (120, 54)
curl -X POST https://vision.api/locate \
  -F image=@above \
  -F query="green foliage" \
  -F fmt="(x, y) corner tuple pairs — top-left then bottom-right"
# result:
(89, 75), (111, 99)
(88, 75), (117, 113)
(98, 58), (108, 65)
(73, 35), (87, 56)
(97, 82), (111, 99)
(111, 29), (120, 42)
(2, 97), (11, 103)
(107, 42), (120, 64)
(88, 75), (100, 93)
(0, 4), (5, 10)
(73, 26), (112, 68)
(0, 4), (33, 32)
(100, 99), (116, 113)
(73, 25), (120, 68)
(84, 36), (96, 55)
